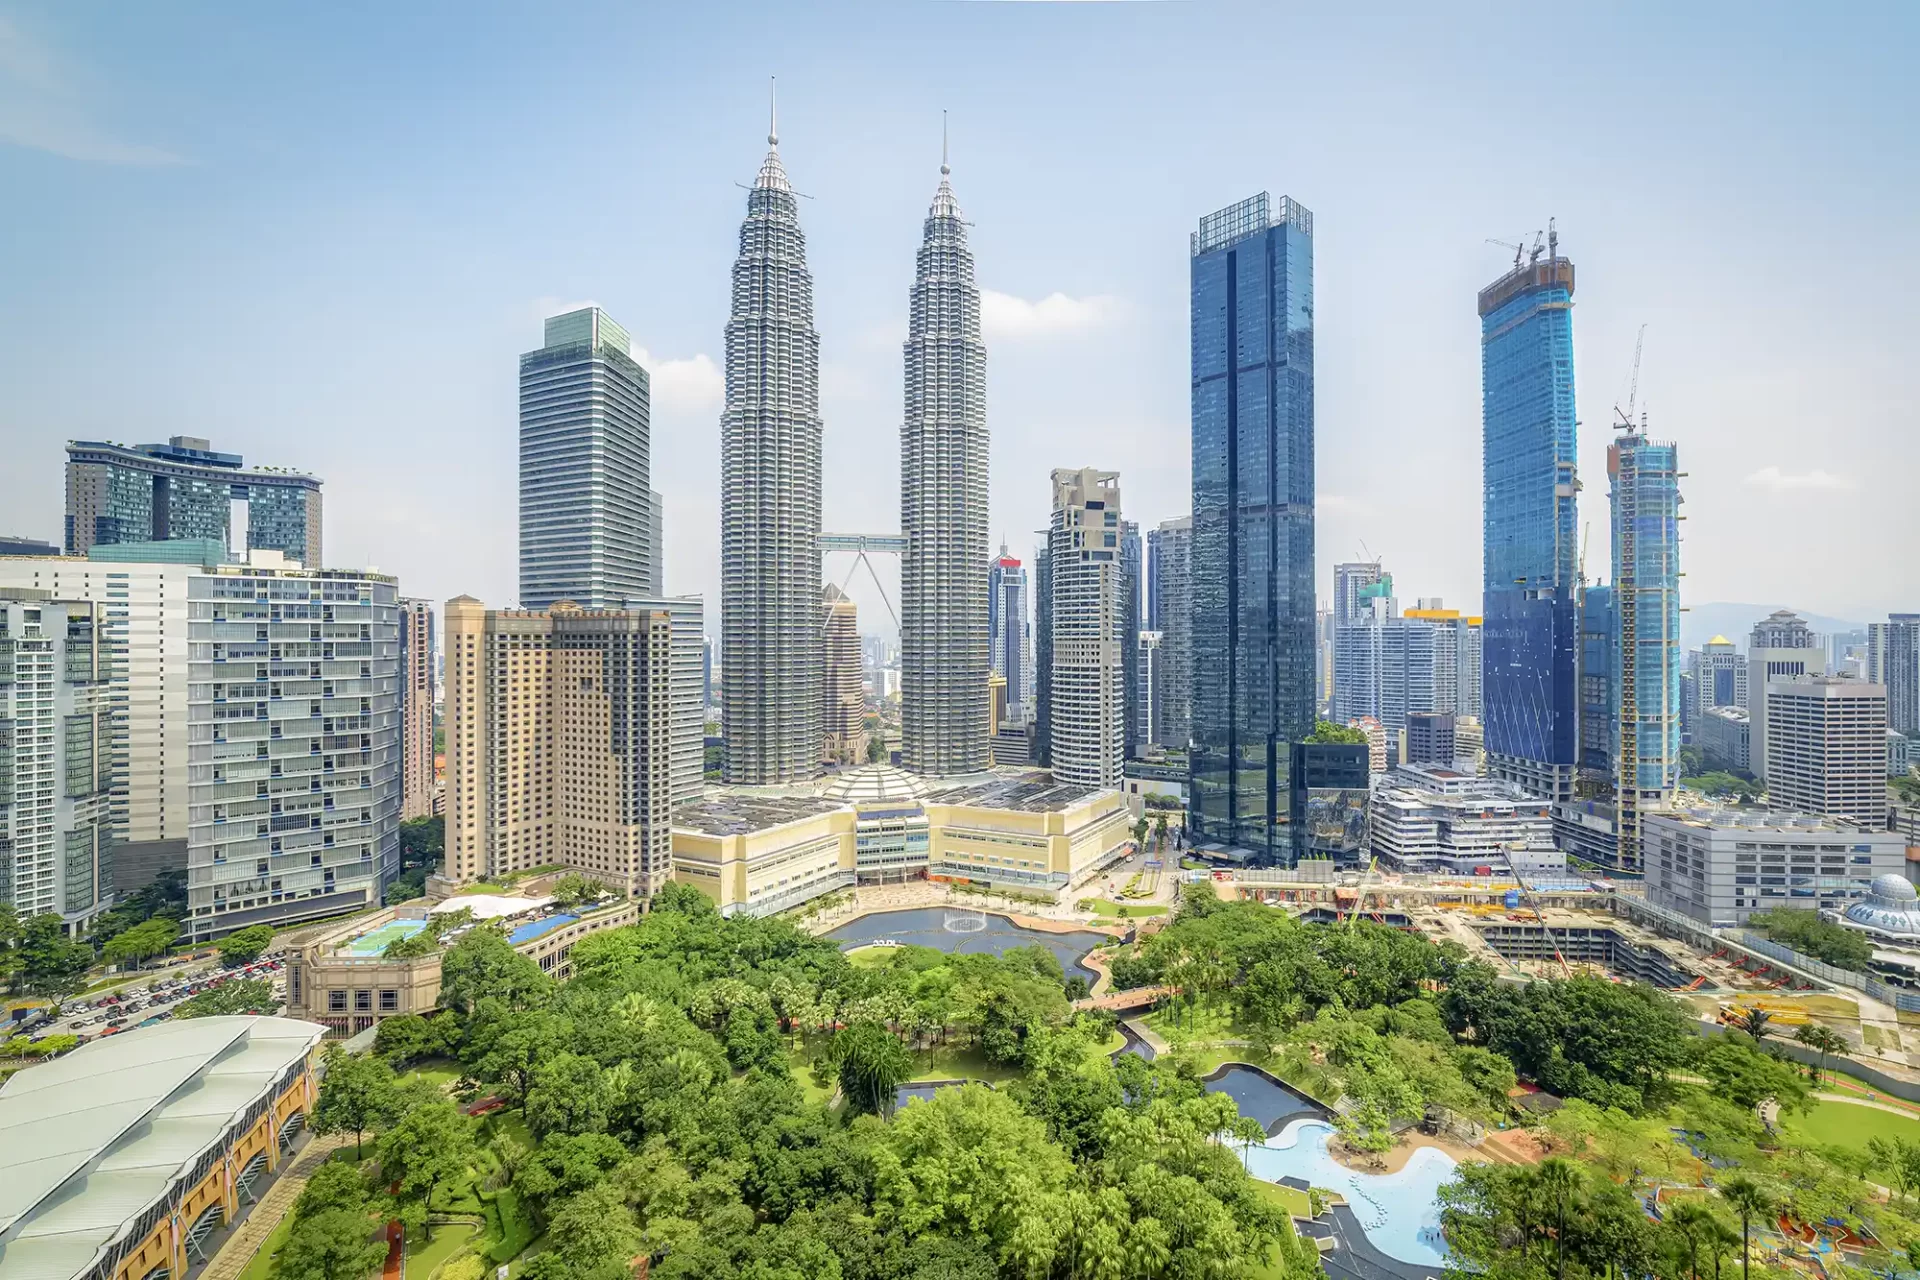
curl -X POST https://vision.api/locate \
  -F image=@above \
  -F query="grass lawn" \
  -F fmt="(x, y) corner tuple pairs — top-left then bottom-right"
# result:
(236, 1212), (298, 1280)
(1782, 1096), (1920, 1153)
(1251, 1178), (1316, 1218)
(785, 1045), (838, 1106)
(1080, 899), (1169, 918)
(907, 1043), (1026, 1086)
(846, 945), (903, 969)
(405, 1222), (477, 1280)
(404, 1059), (464, 1090)
(1098, 1028), (1128, 1055)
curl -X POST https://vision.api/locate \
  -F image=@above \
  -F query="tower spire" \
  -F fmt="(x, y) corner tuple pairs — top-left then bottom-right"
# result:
(769, 76), (778, 147)
(941, 109), (949, 176)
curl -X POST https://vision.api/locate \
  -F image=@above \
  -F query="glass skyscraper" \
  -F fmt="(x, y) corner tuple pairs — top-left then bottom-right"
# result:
(66, 437), (322, 567)
(519, 307), (655, 610)
(987, 544), (1030, 718)
(1187, 193), (1316, 863)
(1479, 233), (1579, 802)
(1608, 427), (1683, 870)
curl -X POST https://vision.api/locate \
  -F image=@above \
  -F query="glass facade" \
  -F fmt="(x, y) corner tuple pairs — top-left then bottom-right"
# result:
(1187, 193), (1316, 863)
(66, 438), (322, 566)
(1607, 433), (1683, 869)
(1478, 247), (1579, 799)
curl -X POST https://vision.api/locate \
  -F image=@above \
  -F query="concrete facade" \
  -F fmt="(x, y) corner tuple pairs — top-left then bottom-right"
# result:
(821, 585), (866, 766)
(1045, 469), (1125, 788)
(1748, 609), (1825, 782)
(1765, 676), (1890, 827)
(399, 598), (436, 820)
(1645, 804), (1905, 928)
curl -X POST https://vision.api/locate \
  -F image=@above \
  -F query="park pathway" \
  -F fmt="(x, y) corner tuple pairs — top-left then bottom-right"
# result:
(202, 1133), (352, 1280)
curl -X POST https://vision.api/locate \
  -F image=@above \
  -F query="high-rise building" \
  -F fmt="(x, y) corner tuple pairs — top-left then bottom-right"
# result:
(187, 553), (400, 940)
(1689, 636), (1748, 714)
(1646, 805), (1904, 928)
(987, 546), (1031, 721)
(398, 599), (436, 821)
(1189, 193), (1316, 862)
(0, 536), (60, 557)
(0, 547), (217, 895)
(649, 489), (665, 600)
(1045, 468), (1125, 788)
(1765, 676), (1889, 827)
(444, 598), (678, 898)
(1334, 612), (1461, 734)
(1748, 610), (1825, 782)
(1578, 584), (1616, 779)
(702, 634), (713, 709)
(1135, 631), (1163, 750)
(822, 585), (866, 766)
(1479, 230), (1579, 803)
(720, 101), (823, 785)
(1405, 712), (1456, 765)
(1332, 561), (1389, 626)
(1697, 706), (1750, 773)
(0, 594), (114, 930)
(1608, 427), (1684, 871)
(1032, 535), (1052, 768)
(1452, 614), (1484, 719)
(1869, 615), (1920, 737)
(624, 595), (707, 807)
(1146, 517), (1192, 749)
(65, 437), (321, 567)
(1118, 520), (1142, 760)
(900, 134), (989, 777)
(518, 307), (654, 610)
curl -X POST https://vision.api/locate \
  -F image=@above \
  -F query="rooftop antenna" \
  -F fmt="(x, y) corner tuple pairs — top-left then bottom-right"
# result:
(769, 76), (777, 147)
(941, 108), (950, 176)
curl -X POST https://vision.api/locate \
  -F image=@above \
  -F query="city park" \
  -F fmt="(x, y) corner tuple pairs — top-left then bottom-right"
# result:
(234, 864), (1920, 1280)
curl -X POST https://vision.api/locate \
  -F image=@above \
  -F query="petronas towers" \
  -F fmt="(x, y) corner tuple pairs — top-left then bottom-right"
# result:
(719, 102), (824, 784)
(900, 132), (990, 776)
(720, 96), (986, 783)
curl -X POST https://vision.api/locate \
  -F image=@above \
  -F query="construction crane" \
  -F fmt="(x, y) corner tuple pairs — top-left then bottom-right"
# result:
(1615, 323), (1648, 430)
(1485, 237), (1527, 271)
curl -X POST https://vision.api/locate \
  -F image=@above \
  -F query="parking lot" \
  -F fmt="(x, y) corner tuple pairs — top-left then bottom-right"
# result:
(24, 954), (287, 1044)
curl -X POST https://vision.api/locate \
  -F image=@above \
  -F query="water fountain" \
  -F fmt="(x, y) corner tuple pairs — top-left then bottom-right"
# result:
(942, 906), (989, 934)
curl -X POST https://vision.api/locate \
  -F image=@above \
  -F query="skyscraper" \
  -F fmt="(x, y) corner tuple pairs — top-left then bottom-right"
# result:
(822, 585), (867, 765)
(1608, 425), (1683, 871)
(720, 95), (824, 785)
(1332, 561), (1388, 626)
(649, 488), (665, 598)
(987, 545), (1031, 719)
(399, 598), (437, 820)
(1033, 534), (1052, 768)
(1046, 468), (1126, 788)
(1188, 193), (1317, 863)
(1146, 517), (1192, 749)
(66, 436), (321, 566)
(1479, 229), (1579, 803)
(901, 129), (989, 777)
(1765, 676), (1889, 827)
(1118, 519), (1142, 760)
(1869, 615), (1920, 737)
(1689, 636), (1748, 714)
(519, 307), (654, 609)
(1748, 609), (1825, 782)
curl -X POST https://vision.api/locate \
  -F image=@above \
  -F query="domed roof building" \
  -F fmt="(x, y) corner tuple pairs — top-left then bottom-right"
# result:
(1839, 874), (1920, 944)
(819, 765), (931, 805)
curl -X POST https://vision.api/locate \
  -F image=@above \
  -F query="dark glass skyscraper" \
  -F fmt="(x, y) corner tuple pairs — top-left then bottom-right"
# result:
(1479, 233), (1579, 802)
(1187, 193), (1316, 863)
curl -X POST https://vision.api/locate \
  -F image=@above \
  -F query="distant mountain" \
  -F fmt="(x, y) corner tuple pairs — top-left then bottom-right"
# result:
(1682, 603), (1867, 653)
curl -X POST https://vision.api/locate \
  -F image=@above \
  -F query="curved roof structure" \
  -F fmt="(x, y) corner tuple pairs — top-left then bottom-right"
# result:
(1842, 874), (1920, 941)
(0, 1016), (325, 1280)
(820, 765), (931, 805)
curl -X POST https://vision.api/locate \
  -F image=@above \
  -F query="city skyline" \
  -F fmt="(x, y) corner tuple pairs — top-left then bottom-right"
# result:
(4, 6), (1914, 637)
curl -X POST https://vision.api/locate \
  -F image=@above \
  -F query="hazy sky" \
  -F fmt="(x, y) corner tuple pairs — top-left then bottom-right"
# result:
(3, 2), (1915, 637)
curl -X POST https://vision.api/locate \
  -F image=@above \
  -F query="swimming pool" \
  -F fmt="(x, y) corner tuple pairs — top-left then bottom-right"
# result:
(341, 918), (429, 956)
(507, 914), (577, 946)
(1242, 1118), (1454, 1267)
(823, 908), (1105, 983)
(1202, 1064), (1323, 1134)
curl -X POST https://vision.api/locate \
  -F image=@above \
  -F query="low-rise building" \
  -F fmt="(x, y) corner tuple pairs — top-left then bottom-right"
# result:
(0, 1016), (325, 1280)
(1368, 763), (1564, 877)
(1643, 804), (1905, 928)
(671, 764), (1133, 916)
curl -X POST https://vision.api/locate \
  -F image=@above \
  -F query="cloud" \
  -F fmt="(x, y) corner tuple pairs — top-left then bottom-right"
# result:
(1742, 466), (1854, 493)
(633, 348), (724, 414)
(1318, 493), (1374, 515)
(980, 289), (1128, 340)
(0, 18), (182, 165)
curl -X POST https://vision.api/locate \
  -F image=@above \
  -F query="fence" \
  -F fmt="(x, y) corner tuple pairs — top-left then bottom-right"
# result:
(1735, 931), (1920, 1013)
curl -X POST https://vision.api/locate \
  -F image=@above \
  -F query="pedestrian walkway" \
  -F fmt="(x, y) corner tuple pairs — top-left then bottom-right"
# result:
(201, 1132), (352, 1280)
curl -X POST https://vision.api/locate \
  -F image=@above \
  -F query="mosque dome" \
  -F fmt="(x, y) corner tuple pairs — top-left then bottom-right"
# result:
(1842, 874), (1920, 940)
(820, 765), (930, 805)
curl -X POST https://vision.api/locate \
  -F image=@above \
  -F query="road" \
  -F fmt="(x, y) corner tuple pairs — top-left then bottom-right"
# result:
(30, 951), (288, 1043)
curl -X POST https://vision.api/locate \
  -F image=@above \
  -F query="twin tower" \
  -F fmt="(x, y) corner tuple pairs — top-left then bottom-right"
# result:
(720, 99), (988, 784)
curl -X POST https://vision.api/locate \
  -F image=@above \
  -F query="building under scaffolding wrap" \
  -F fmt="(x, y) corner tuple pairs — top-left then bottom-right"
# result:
(1479, 230), (1579, 805)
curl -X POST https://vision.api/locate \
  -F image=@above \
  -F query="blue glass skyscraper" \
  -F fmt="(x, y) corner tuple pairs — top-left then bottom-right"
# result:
(1187, 193), (1316, 862)
(1608, 426), (1682, 870)
(1479, 232), (1579, 802)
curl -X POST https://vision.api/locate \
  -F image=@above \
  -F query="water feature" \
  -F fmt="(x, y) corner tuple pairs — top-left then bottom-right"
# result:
(1201, 1064), (1322, 1134)
(1242, 1118), (1454, 1267)
(824, 907), (1106, 983)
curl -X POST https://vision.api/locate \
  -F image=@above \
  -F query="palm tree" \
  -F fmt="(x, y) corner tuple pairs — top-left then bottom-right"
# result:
(1732, 1007), (1774, 1041)
(1794, 1024), (1847, 1085)
(1719, 1174), (1775, 1280)
(1666, 1200), (1716, 1280)
(1535, 1156), (1586, 1280)
(1707, 1216), (1742, 1280)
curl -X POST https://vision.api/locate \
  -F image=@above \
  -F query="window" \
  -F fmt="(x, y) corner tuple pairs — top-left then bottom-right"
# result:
(327, 990), (347, 1013)
(378, 989), (398, 1012)
(353, 989), (372, 1012)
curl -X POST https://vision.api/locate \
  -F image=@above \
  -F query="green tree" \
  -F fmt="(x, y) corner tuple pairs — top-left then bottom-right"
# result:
(1795, 1024), (1848, 1083)
(1304, 719), (1367, 745)
(274, 1208), (388, 1280)
(295, 1162), (374, 1218)
(217, 924), (275, 966)
(521, 1183), (641, 1280)
(174, 978), (277, 1019)
(836, 1021), (912, 1115)
(1718, 1174), (1775, 1280)
(438, 925), (550, 1014)
(1696, 1036), (1809, 1112)
(313, 1047), (401, 1157)
(1535, 1156), (1586, 1280)
(378, 1097), (475, 1240)
(19, 914), (92, 996)
(103, 916), (178, 970)
(1667, 1198), (1718, 1280)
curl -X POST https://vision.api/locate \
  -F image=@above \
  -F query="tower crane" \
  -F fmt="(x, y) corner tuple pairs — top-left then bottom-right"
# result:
(1615, 324), (1648, 430)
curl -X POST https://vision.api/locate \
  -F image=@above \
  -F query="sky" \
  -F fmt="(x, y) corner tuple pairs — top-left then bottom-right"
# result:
(2, 2), (1916, 641)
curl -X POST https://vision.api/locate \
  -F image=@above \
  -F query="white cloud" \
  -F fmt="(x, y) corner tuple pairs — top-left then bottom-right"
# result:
(1742, 466), (1854, 493)
(633, 348), (724, 414)
(980, 289), (1128, 340)
(1318, 493), (1373, 515)
(0, 18), (181, 165)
